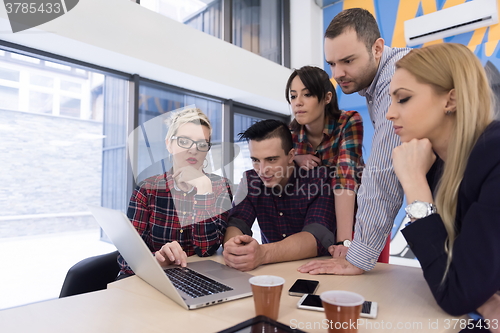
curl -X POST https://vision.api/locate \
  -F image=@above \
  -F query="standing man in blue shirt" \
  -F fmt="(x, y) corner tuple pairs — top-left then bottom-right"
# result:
(299, 8), (411, 275)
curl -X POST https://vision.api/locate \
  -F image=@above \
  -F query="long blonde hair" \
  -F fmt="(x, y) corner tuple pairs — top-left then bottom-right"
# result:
(396, 43), (493, 280)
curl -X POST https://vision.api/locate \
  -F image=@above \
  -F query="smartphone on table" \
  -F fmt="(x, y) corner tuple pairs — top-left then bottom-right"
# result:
(288, 279), (319, 296)
(297, 294), (378, 319)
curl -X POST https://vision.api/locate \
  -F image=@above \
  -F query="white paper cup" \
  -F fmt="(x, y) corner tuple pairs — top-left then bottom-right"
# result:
(249, 275), (285, 320)
(320, 290), (365, 333)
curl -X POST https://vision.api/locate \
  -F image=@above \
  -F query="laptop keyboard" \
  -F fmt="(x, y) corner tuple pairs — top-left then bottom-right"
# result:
(164, 267), (233, 298)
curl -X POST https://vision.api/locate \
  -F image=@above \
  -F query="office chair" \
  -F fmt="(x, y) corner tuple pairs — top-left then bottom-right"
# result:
(59, 250), (120, 298)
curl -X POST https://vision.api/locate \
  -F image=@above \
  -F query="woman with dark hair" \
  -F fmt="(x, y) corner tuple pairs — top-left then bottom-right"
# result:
(286, 66), (363, 257)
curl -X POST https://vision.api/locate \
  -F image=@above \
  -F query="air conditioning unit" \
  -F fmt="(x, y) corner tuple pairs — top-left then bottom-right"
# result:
(404, 0), (499, 46)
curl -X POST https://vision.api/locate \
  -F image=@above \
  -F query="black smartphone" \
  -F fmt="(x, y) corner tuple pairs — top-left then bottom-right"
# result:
(288, 279), (319, 296)
(297, 294), (378, 319)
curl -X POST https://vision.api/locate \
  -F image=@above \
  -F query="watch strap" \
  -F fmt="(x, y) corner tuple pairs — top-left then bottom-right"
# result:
(335, 240), (351, 247)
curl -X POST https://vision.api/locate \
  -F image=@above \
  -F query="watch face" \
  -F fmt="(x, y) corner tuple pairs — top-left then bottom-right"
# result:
(344, 240), (351, 248)
(410, 202), (429, 218)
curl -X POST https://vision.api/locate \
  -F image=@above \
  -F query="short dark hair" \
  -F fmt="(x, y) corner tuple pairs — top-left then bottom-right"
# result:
(325, 8), (380, 52)
(239, 119), (293, 154)
(285, 66), (341, 131)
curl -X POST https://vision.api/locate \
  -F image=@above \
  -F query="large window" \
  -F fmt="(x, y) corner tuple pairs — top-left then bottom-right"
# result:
(0, 48), (129, 309)
(0, 51), (100, 120)
(0, 50), (129, 234)
(232, 0), (283, 64)
(184, 0), (223, 39)
(141, 0), (222, 38)
(139, 0), (290, 67)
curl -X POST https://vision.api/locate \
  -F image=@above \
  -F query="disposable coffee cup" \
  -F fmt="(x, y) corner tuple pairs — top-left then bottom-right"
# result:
(320, 290), (365, 333)
(249, 275), (285, 321)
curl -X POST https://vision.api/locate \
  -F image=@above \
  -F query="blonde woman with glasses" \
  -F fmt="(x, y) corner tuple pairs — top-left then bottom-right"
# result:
(387, 43), (499, 329)
(117, 108), (232, 279)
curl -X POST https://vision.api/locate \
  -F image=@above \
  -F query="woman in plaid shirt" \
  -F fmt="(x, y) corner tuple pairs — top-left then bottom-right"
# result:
(117, 108), (232, 278)
(286, 66), (364, 258)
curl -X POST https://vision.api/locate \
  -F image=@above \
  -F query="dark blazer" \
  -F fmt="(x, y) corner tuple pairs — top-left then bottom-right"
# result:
(402, 120), (500, 316)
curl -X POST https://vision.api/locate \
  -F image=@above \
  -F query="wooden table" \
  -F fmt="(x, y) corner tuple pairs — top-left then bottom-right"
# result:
(0, 256), (464, 333)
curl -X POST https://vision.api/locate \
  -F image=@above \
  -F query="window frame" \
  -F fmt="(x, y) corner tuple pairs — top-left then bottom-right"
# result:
(135, 0), (290, 67)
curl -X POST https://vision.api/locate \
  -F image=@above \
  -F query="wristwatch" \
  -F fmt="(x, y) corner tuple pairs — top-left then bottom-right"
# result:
(405, 200), (437, 220)
(335, 240), (351, 247)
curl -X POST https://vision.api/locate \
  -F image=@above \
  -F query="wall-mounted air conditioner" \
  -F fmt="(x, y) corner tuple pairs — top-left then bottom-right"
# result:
(404, 0), (498, 47)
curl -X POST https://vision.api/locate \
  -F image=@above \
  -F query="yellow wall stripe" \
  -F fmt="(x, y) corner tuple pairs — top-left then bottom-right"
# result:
(421, 0), (437, 14)
(485, 40), (498, 57)
(468, 27), (488, 49)
(343, 0), (376, 15)
(392, 0), (421, 47)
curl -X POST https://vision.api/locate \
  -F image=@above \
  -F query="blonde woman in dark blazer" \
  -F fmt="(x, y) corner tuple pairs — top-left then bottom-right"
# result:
(387, 43), (499, 330)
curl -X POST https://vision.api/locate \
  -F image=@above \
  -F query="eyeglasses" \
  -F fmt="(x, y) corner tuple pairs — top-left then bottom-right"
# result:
(171, 136), (211, 152)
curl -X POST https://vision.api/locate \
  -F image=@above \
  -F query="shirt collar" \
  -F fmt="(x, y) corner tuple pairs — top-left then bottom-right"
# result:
(296, 116), (333, 142)
(297, 123), (308, 143)
(323, 116), (336, 138)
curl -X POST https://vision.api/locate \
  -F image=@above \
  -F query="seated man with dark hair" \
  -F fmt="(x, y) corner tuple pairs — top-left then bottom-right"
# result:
(223, 119), (336, 271)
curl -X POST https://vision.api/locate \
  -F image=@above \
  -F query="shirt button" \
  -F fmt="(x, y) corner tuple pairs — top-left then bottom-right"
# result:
(180, 229), (184, 233)
(183, 193), (186, 197)
(183, 211), (186, 215)
(282, 234), (286, 238)
(369, 100), (373, 104)
(278, 195), (282, 198)
(194, 201), (197, 204)
(370, 259), (376, 264)
(279, 212), (283, 216)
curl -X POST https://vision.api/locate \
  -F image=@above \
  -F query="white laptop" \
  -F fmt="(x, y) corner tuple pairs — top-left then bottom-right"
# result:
(89, 205), (253, 310)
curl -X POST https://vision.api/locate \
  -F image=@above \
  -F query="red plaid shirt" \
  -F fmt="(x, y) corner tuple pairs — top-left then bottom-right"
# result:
(291, 110), (364, 192)
(118, 171), (232, 275)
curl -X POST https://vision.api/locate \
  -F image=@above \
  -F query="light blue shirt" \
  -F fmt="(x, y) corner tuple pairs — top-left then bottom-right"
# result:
(346, 45), (412, 271)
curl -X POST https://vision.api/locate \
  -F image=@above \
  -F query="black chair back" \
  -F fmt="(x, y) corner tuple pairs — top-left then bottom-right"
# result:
(59, 250), (120, 298)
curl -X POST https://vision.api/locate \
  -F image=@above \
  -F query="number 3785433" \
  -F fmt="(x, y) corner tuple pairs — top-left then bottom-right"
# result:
(5, 2), (62, 14)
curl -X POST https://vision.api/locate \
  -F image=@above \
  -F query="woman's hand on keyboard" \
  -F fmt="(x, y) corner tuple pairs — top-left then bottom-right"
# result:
(155, 241), (188, 268)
